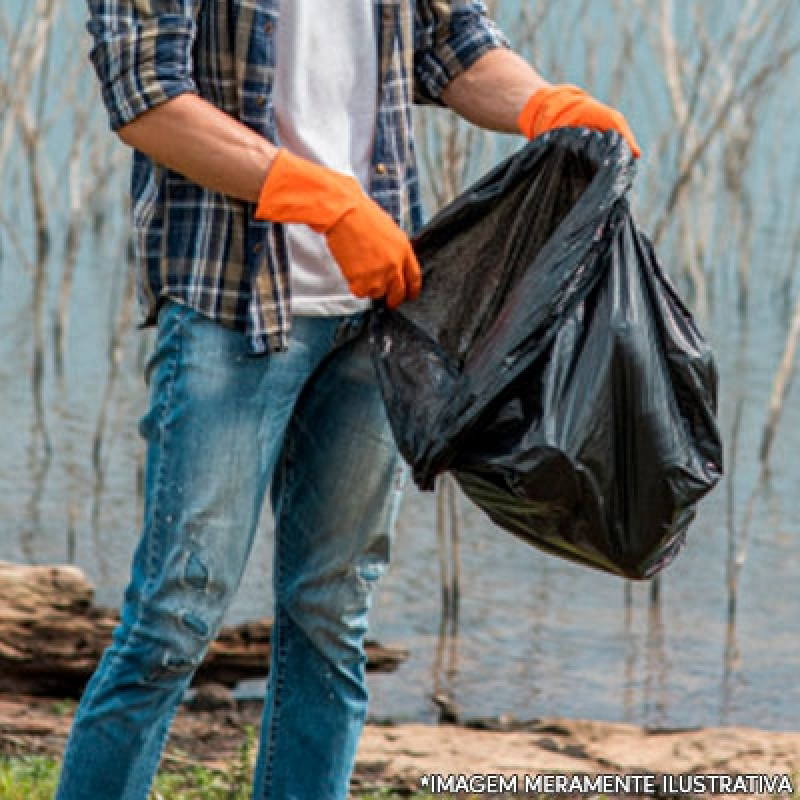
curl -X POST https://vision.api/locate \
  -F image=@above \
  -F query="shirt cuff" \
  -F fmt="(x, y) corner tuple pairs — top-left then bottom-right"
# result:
(414, 11), (510, 106)
(88, 14), (198, 131)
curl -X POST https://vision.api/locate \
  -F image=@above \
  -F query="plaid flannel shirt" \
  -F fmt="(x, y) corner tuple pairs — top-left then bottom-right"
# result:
(87, 0), (509, 352)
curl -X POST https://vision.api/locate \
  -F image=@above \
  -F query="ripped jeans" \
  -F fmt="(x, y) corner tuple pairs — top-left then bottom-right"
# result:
(55, 301), (403, 800)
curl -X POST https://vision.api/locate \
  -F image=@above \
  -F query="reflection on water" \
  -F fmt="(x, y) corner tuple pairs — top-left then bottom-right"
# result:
(431, 476), (462, 724)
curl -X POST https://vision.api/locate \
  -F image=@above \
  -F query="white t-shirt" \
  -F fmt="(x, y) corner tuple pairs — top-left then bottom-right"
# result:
(273, 1), (378, 315)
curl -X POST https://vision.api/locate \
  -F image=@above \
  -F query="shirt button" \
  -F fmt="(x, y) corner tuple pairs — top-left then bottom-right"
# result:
(264, 21), (274, 34)
(256, 96), (267, 108)
(375, 163), (387, 175)
(253, 242), (263, 253)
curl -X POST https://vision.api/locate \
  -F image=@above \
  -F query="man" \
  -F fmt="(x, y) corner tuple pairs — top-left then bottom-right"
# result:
(57, 2), (639, 798)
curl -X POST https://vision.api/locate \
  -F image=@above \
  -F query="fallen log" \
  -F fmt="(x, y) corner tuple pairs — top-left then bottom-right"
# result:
(0, 562), (408, 697)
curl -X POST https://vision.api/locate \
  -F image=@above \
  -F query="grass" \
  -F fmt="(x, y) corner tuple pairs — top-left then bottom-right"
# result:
(0, 756), (434, 800)
(10, 757), (799, 800)
(3, 757), (797, 800)
(0, 754), (255, 800)
(0, 717), (486, 799)
(0, 757), (542, 799)
(0, 725), (258, 800)
(1, 747), (795, 800)
(0, 759), (735, 800)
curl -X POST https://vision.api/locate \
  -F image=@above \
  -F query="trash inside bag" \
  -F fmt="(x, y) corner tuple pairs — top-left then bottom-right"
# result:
(370, 128), (723, 580)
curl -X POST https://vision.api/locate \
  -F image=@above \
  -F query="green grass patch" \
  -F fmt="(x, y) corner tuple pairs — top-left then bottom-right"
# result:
(0, 759), (505, 800)
(8, 753), (795, 800)
(0, 755), (255, 800)
(0, 753), (433, 800)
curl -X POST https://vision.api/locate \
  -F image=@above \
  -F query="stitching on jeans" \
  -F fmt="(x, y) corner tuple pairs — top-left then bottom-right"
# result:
(138, 307), (187, 662)
(139, 294), (201, 736)
(114, 305), (187, 679)
(260, 435), (295, 799)
(58, 305), (190, 795)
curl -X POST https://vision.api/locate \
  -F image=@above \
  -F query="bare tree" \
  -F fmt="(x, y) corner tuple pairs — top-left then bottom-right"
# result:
(1, 0), (132, 558)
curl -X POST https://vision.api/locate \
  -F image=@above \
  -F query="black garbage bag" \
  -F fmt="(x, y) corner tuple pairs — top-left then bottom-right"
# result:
(370, 128), (723, 580)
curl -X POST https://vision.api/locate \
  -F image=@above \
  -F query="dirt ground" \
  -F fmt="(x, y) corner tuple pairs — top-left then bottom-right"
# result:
(1, 693), (799, 797)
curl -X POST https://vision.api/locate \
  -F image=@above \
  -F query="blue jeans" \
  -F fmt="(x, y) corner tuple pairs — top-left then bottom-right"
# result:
(55, 301), (403, 800)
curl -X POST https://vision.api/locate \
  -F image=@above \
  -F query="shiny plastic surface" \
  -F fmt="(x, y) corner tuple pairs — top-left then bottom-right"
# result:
(370, 128), (723, 579)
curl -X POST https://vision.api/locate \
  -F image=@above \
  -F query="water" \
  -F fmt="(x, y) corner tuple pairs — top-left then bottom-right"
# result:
(1, 0), (800, 733)
(366, 283), (800, 732)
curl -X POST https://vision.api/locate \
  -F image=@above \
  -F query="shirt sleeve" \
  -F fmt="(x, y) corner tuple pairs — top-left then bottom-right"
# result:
(86, 0), (202, 131)
(413, 0), (510, 106)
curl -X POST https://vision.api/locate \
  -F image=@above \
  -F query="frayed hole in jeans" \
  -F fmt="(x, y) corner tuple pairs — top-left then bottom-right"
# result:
(184, 551), (210, 591)
(165, 653), (193, 671)
(146, 649), (202, 684)
(355, 557), (387, 589)
(181, 610), (210, 639)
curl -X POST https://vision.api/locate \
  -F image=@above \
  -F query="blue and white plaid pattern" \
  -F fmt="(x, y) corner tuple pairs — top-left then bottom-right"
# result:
(87, 0), (508, 352)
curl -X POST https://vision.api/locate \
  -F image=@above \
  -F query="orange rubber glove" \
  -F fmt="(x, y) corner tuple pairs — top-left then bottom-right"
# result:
(256, 149), (421, 309)
(518, 85), (641, 158)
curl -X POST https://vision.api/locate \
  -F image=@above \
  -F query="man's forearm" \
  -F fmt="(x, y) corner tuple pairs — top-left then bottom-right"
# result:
(441, 49), (550, 134)
(117, 93), (278, 203)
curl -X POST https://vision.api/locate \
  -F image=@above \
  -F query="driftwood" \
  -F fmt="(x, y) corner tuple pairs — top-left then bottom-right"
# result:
(0, 562), (408, 697)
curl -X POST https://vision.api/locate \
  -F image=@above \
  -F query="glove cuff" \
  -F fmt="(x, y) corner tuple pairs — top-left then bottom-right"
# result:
(517, 85), (587, 140)
(255, 149), (360, 233)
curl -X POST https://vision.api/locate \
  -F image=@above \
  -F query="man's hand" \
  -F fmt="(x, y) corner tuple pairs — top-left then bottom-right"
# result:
(518, 85), (641, 158)
(256, 150), (421, 309)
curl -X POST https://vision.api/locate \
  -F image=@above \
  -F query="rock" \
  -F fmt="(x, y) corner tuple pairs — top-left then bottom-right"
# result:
(187, 684), (237, 713)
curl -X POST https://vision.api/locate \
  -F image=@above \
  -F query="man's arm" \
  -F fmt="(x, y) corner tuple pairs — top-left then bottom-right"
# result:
(87, 0), (275, 201)
(88, 0), (419, 304)
(441, 48), (640, 156)
(87, 0), (276, 202)
(117, 94), (277, 204)
(440, 48), (549, 134)
(115, 92), (419, 307)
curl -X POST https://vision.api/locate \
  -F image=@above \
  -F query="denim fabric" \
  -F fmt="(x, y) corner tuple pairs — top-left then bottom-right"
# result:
(55, 301), (403, 800)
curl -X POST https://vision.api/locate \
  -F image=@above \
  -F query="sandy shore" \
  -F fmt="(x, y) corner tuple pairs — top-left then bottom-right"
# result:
(356, 718), (800, 796)
(1, 694), (798, 796)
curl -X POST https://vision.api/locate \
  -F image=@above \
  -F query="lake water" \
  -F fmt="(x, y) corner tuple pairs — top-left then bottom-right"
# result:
(1, 0), (800, 732)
